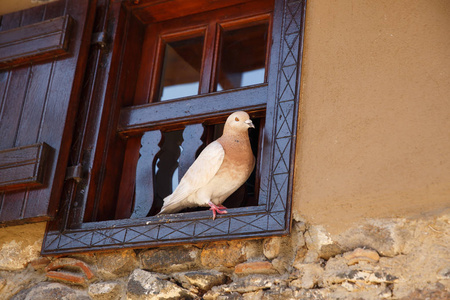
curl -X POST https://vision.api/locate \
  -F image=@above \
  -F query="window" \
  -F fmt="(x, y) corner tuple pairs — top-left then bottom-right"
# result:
(43, 0), (306, 254)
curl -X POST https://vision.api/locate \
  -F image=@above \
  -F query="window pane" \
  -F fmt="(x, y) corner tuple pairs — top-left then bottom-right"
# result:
(158, 36), (204, 101)
(216, 22), (269, 92)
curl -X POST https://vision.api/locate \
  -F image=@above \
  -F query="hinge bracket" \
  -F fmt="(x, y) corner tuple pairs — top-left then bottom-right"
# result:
(65, 164), (83, 183)
(91, 31), (107, 48)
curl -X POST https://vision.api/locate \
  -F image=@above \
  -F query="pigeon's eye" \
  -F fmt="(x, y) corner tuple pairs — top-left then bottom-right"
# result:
(235, 117), (240, 122)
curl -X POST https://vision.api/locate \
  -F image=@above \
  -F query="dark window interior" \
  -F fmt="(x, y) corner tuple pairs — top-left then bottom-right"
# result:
(158, 35), (205, 101)
(80, 0), (273, 223)
(216, 21), (269, 91)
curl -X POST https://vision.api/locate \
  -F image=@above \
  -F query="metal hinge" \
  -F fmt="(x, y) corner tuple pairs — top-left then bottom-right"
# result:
(91, 31), (107, 48)
(65, 164), (83, 183)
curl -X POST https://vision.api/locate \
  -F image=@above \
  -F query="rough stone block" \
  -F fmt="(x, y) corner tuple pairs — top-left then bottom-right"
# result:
(323, 256), (352, 285)
(437, 266), (450, 280)
(216, 292), (242, 300)
(335, 220), (408, 257)
(290, 263), (324, 289)
(242, 240), (264, 261)
(292, 247), (308, 266)
(271, 257), (291, 274)
(234, 261), (278, 276)
(304, 225), (343, 259)
(96, 249), (138, 279)
(263, 237), (282, 259)
(323, 255), (399, 289)
(397, 283), (450, 300)
(273, 287), (327, 300)
(292, 221), (307, 249)
(201, 241), (246, 270)
(10, 282), (90, 300)
(127, 269), (196, 300)
(140, 246), (200, 273)
(88, 281), (123, 300)
(173, 270), (228, 292)
(339, 281), (392, 298)
(207, 274), (288, 294)
(242, 290), (264, 299)
(342, 248), (380, 265)
(0, 277), (6, 291)
(366, 271), (399, 284)
(0, 239), (42, 271)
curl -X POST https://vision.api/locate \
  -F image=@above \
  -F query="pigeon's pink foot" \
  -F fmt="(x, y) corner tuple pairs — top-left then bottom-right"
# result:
(208, 201), (227, 220)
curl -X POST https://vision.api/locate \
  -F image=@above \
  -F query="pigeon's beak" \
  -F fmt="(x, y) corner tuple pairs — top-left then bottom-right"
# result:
(245, 119), (255, 129)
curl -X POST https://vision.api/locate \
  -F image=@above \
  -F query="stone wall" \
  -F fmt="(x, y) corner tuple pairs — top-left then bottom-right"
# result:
(1, 210), (448, 299)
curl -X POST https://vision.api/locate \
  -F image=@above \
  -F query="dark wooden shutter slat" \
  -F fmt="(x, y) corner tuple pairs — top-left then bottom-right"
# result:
(0, 143), (50, 191)
(0, 67), (30, 149)
(0, 192), (25, 222)
(0, 11), (22, 31)
(14, 63), (53, 147)
(20, 4), (46, 26)
(43, 0), (67, 20)
(0, 15), (73, 70)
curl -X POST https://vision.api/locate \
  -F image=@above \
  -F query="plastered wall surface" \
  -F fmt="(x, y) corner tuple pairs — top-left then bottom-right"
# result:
(293, 0), (450, 233)
(0, 222), (46, 270)
(0, 0), (57, 15)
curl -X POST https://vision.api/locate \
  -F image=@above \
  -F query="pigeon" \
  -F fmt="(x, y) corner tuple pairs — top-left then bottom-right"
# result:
(158, 111), (255, 219)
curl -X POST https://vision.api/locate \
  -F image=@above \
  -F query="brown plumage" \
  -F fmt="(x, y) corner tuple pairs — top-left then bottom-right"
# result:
(158, 111), (255, 219)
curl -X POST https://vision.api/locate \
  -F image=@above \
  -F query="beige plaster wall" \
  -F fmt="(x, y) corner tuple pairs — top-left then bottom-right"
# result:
(294, 0), (450, 233)
(0, 222), (46, 270)
(0, 0), (57, 15)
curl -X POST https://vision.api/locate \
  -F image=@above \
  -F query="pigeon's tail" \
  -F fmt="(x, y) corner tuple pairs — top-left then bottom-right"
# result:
(158, 205), (178, 214)
(158, 195), (183, 215)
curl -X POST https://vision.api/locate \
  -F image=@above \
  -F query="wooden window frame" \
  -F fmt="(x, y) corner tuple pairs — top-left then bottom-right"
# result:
(42, 0), (306, 255)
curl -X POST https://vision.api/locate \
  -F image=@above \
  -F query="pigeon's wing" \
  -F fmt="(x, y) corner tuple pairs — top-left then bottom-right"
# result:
(160, 141), (225, 213)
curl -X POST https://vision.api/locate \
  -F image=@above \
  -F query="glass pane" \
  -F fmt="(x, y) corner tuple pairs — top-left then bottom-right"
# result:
(216, 22), (269, 92)
(158, 36), (204, 101)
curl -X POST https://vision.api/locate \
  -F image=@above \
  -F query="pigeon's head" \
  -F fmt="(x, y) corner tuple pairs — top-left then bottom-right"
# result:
(224, 111), (255, 134)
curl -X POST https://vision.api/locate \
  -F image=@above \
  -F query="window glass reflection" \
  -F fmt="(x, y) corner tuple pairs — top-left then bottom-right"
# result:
(158, 36), (204, 101)
(216, 21), (269, 92)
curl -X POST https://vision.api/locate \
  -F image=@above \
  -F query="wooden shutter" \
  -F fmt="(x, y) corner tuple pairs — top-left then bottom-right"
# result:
(0, 0), (96, 225)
